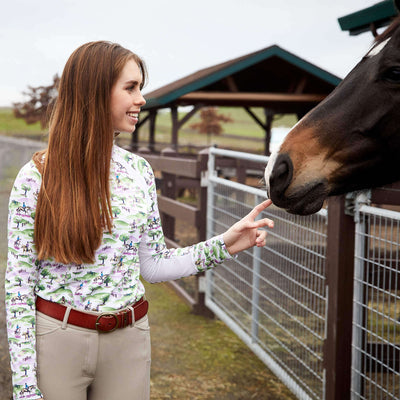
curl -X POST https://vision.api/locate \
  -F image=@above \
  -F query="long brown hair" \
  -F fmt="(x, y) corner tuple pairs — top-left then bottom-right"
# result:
(33, 41), (147, 264)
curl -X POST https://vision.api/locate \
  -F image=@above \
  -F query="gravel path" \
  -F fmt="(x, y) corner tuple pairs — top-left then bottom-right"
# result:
(0, 136), (44, 400)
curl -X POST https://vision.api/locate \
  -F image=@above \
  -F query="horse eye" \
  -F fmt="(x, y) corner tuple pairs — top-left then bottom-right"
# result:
(382, 67), (400, 83)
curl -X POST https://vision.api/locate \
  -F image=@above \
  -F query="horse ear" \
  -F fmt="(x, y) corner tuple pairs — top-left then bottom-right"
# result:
(394, 0), (400, 13)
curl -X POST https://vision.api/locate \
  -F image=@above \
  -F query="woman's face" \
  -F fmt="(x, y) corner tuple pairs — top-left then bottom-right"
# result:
(110, 59), (146, 133)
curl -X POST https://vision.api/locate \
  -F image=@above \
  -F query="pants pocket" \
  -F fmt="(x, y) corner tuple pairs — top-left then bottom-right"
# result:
(133, 314), (150, 331)
(36, 312), (61, 336)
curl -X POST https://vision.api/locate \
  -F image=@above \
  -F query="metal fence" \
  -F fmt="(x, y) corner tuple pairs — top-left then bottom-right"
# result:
(205, 147), (400, 400)
(352, 194), (400, 399)
(205, 147), (328, 400)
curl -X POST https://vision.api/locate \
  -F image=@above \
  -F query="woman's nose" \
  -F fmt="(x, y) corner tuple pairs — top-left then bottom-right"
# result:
(136, 92), (146, 106)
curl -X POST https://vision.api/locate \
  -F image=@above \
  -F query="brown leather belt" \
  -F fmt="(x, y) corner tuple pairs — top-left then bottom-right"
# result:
(36, 296), (148, 333)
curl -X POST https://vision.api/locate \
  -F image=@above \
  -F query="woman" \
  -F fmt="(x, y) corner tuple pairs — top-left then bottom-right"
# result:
(5, 41), (274, 400)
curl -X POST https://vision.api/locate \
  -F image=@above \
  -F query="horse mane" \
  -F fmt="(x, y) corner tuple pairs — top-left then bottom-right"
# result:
(375, 15), (400, 44)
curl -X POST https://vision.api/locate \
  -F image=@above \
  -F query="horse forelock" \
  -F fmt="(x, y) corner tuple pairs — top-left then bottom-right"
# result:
(365, 16), (400, 57)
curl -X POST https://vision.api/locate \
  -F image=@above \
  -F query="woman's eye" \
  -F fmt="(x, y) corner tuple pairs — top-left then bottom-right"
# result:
(382, 67), (400, 83)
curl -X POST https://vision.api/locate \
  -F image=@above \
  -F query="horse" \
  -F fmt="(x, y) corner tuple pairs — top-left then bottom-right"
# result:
(264, 14), (400, 215)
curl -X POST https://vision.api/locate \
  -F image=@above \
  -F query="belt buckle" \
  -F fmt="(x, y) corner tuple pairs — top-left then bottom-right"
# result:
(95, 313), (119, 333)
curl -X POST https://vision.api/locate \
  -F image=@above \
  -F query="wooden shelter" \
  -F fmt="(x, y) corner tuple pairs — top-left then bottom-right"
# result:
(134, 45), (341, 155)
(338, 0), (398, 37)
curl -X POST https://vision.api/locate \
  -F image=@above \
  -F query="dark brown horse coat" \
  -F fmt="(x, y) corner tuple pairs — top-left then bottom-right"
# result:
(265, 16), (400, 215)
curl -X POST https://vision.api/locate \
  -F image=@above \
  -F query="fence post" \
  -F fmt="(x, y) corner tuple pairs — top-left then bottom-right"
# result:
(351, 192), (369, 398)
(197, 149), (209, 242)
(160, 147), (177, 239)
(251, 194), (262, 341)
(192, 148), (214, 318)
(324, 195), (356, 400)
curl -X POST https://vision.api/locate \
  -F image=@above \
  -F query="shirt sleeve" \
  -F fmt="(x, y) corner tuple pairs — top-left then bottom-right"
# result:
(5, 161), (43, 400)
(137, 158), (233, 284)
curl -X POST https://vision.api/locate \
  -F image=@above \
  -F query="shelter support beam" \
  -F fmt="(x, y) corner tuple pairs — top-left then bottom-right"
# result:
(169, 105), (203, 150)
(294, 75), (307, 93)
(264, 109), (273, 156)
(224, 75), (239, 92)
(244, 107), (274, 156)
(149, 110), (157, 152)
(179, 91), (326, 106)
(130, 112), (150, 151)
(171, 106), (179, 150)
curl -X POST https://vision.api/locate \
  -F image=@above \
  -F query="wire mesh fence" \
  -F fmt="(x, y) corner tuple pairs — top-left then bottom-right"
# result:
(205, 148), (328, 400)
(352, 201), (400, 400)
(205, 148), (400, 400)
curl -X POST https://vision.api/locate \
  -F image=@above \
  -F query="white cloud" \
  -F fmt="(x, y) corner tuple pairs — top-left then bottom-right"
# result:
(0, 0), (381, 106)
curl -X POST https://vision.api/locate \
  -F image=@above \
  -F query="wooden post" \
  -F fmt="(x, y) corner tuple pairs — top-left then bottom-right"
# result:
(130, 127), (139, 151)
(171, 106), (179, 151)
(149, 110), (157, 153)
(192, 148), (214, 318)
(324, 195), (356, 400)
(131, 112), (150, 151)
(160, 147), (177, 240)
(264, 108), (273, 156)
(243, 107), (273, 156)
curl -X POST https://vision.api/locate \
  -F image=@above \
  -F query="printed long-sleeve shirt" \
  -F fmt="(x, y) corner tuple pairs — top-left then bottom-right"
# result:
(5, 144), (232, 400)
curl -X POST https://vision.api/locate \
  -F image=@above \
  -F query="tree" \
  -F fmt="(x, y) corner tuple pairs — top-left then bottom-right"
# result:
(13, 74), (60, 128)
(190, 107), (233, 143)
(98, 254), (108, 265)
(112, 206), (121, 218)
(21, 184), (31, 197)
(20, 365), (30, 377)
(119, 234), (130, 245)
(40, 269), (50, 280)
(14, 217), (24, 229)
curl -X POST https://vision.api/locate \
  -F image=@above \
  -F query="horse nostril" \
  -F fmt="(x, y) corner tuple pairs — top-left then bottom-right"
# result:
(275, 160), (289, 178)
(270, 153), (293, 194)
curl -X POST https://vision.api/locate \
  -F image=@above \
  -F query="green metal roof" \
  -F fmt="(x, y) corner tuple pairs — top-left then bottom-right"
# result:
(143, 45), (341, 110)
(338, 0), (398, 35)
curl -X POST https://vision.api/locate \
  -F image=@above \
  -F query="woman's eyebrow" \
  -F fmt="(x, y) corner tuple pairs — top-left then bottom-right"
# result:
(124, 79), (141, 86)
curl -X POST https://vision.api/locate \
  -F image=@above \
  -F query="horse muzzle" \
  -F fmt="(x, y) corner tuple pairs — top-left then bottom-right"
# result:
(265, 152), (329, 215)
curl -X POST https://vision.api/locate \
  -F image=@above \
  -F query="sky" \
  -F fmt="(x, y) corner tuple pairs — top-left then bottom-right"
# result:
(0, 0), (385, 107)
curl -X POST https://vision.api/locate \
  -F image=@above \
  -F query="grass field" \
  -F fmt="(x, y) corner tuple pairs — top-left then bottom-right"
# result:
(0, 108), (47, 139)
(0, 106), (297, 153)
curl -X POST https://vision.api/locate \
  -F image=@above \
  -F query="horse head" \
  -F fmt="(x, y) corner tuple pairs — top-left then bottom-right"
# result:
(264, 15), (400, 215)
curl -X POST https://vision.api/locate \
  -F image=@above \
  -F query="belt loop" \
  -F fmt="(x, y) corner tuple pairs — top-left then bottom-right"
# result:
(126, 306), (135, 327)
(61, 306), (72, 330)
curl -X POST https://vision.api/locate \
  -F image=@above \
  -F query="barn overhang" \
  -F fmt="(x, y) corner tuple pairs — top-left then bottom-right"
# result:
(338, 0), (398, 36)
(134, 44), (341, 155)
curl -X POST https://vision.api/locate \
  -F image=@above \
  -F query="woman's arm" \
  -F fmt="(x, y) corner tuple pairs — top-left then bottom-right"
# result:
(138, 159), (274, 283)
(223, 199), (274, 254)
(5, 161), (43, 400)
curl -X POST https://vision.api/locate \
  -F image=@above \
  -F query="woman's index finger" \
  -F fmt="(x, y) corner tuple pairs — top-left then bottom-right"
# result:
(247, 199), (273, 219)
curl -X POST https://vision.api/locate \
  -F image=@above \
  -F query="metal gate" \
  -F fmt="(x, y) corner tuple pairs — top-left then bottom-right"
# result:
(205, 147), (400, 400)
(205, 147), (328, 400)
